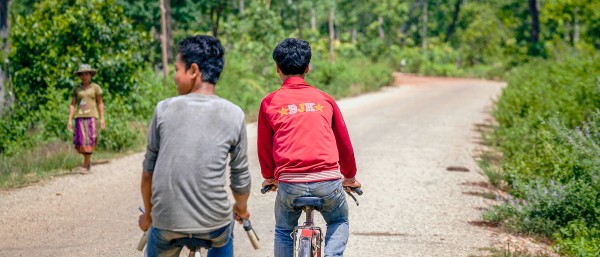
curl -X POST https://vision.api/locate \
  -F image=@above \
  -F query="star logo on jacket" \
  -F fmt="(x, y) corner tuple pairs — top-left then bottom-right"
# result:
(314, 103), (324, 112)
(278, 107), (289, 116)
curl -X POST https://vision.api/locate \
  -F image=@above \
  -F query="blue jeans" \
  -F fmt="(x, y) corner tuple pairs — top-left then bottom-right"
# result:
(274, 179), (349, 257)
(145, 221), (233, 257)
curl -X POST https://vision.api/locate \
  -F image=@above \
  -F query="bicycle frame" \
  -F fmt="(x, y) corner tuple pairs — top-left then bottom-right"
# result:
(293, 206), (323, 257)
(261, 185), (362, 257)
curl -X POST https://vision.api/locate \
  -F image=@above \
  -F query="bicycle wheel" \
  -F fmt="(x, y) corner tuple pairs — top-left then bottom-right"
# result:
(297, 237), (312, 257)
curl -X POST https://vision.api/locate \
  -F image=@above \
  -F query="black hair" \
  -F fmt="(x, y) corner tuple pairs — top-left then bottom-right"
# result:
(272, 38), (311, 75)
(177, 35), (225, 85)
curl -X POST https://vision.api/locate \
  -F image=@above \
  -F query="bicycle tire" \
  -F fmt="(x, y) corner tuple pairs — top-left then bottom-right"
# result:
(297, 237), (312, 257)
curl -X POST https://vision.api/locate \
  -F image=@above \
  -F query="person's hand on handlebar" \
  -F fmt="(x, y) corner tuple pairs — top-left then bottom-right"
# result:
(261, 179), (279, 192)
(342, 177), (362, 192)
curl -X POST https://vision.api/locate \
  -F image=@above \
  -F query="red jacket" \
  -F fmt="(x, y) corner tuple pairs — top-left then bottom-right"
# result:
(257, 77), (357, 183)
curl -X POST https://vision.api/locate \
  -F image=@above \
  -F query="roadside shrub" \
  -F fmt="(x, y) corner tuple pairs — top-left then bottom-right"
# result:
(493, 55), (600, 183)
(308, 58), (393, 99)
(554, 220), (600, 257)
(484, 53), (600, 256)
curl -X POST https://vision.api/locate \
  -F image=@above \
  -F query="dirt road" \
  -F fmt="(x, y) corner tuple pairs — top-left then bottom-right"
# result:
(0, 74), (505, 256)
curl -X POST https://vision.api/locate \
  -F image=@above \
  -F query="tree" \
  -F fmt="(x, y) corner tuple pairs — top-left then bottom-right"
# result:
(0, 0), (9, 50)
(421, 0), (427, 49)
(528, 0), (539, 44)
(9, 0), (150, 109)
(160, 0), (169, 76)
(444, 0), (461, 43)
(328, 1), (335, 63)
(528, 0), (541, 55)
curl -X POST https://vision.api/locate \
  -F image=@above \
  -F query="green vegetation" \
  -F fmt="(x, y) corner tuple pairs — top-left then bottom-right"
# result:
(484, 248), (554, 257)
(482, 55), (600, 256)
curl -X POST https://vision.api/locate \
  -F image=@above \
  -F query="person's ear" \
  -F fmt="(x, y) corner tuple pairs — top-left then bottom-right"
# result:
(189, 63), (201, 79)
(276, 64), (281, 74)
(304, 65), (310, 74)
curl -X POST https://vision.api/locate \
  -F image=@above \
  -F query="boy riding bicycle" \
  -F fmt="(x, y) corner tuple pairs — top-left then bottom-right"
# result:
(257, 38), (362, 257)
(138, 35), (251, 257)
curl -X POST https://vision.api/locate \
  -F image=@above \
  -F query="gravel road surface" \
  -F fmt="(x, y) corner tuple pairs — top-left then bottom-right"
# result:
(0, 74), (505, 257)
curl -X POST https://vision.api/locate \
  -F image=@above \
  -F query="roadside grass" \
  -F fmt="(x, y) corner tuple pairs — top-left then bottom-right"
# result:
(0, 141), (81, 188)
(483, 247), (554, 257)
(477, 150), (506, 189)
(0, 138), (145, 189)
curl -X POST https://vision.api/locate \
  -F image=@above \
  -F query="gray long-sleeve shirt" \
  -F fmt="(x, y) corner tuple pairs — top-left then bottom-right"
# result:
(143, 94), (251, 233)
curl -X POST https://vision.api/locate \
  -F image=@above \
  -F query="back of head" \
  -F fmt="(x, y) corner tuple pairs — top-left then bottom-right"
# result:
(272, 38), (311, 75)
(177, 35), (225, 85)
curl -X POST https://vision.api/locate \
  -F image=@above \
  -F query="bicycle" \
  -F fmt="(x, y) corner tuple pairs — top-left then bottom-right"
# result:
(261, 184), (363, 257)
(137, 208), (260, 257)
(137, 231), (212, 257)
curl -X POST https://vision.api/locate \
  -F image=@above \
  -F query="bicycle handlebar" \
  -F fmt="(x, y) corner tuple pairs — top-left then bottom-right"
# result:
(261, 185), (363, 195)
(351, 187), (363, 195)
(261, 185), (273, 194)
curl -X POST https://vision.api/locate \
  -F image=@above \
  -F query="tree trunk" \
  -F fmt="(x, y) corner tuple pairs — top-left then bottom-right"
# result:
(378, 16), (385, 40)
(165, 0), (173, 62)
(528, 0), (539, 44)
(0, 0), (9, 114)
(399, 0), (420, 45)
(211, 8), (220, 37)
(160, 0), (169, 77)
(310, 7), (316, 30)
(211, 2), (226, 38)
(226, 13), (232, 49)
(296, 0), (303, 38)
(565, 22), (572, 44)
(444, 0), (461, 43)
(573, 8), (580, 44)
(0, 0), (9, 49)
(328, 5), (335, 64)
(266, 0), (270, 10)
(421, 0), (427, 49)
(352, 28), (357, 44)
(239, 0), (244, 15)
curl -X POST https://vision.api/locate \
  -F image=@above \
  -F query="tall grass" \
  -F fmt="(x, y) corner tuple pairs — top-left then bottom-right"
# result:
(0, 141), (80, 188)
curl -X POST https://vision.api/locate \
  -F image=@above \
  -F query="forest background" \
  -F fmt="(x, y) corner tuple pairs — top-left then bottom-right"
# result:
(0, 0), (599, 256)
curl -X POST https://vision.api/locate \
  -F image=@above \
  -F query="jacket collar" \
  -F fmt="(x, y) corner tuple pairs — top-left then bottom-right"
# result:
(282, 76), (309, 88)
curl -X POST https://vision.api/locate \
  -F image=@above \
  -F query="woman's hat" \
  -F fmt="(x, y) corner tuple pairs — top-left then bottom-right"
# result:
(74, 64), (98, 76)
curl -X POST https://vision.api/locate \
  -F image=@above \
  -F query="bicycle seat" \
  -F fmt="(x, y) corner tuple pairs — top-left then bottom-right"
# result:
(171, 237), (212, 249)
(293, 197), (324, 210)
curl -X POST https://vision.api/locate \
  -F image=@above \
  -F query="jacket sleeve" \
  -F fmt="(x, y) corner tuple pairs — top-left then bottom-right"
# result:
(257, 99), (276, 179)
(330, 100), (357, 178)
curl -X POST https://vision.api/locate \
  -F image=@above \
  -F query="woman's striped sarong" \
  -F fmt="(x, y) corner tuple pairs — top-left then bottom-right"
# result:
(73, 117), (98, 153)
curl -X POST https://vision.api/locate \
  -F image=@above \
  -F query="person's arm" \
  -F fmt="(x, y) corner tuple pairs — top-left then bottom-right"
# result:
(96, 95), (105, 129)
(67, 94), (76, 131)
(256, 99), (278, 191)
(139, 171), (153, 231)
(330, 99), (361, 189)
(139, 106), (161, 231)
(229, 120), (251, 222)
(95, 85), (105, 129)
(232, 191), (250, 222)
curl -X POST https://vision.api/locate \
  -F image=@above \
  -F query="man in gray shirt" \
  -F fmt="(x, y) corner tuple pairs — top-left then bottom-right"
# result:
(139, 35), (251, 257)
